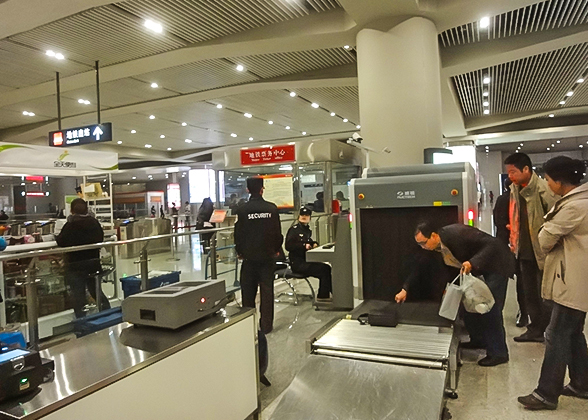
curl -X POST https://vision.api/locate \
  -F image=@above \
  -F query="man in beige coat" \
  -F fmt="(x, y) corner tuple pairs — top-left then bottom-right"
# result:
(505, 152), (557, 342)
(518, 156), (588, 410)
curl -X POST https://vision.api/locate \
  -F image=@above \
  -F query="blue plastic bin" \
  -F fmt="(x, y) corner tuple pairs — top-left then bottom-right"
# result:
(120, 271), (181, 298)
(0, 331), (26, 349)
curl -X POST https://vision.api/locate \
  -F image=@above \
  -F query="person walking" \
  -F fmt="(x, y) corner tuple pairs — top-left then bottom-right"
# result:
(518, 156), (588, 410)
(505, 152), (557, 342)
(234, 178), (283, 334)
(184, 201), (192, 229)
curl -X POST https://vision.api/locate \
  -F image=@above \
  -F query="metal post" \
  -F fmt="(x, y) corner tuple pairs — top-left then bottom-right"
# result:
(25, 258), (39, 350)
(56, 72), (62, 130)
(139, 247), (149, 291)
(210, 232), (218, 279)
(292, 165), (301, 211)
(324, 162), (334, 242)
(214, 170), (221, 210)
(95, 61), (101, 124)
(95, 270), (102, 312)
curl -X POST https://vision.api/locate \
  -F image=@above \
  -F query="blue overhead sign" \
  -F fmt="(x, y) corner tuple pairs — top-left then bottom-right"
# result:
(49, 123), (112, 147)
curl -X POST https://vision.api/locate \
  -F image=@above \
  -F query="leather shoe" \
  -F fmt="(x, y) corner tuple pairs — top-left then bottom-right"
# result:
(514, 331), (544, 342)
(561, 385), (588, 399)
(460, 341), (485, 350)
(517, 393), (557, 410)
(478, 355), (509, 367)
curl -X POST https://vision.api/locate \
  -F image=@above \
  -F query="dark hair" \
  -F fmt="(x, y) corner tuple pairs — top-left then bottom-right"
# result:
(70, 198), (88, 215)
(247, 177), (264, 195)
(415, 221), (439, 238)
(316, 191), (324, 199)
(503, 177), (512, 190)
(543, 156), (586, 186)
(504, 152), (533, 172)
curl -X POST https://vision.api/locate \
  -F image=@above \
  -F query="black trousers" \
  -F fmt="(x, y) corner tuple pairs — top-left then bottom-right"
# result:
(65, 269), (111, 318)
(291, 261), (332, 299)
(240, 259), (275, 334)
(518, 258), (552, 335)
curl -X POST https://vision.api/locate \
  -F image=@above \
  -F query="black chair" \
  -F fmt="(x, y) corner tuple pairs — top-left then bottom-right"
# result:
(274, 259), (315, 305)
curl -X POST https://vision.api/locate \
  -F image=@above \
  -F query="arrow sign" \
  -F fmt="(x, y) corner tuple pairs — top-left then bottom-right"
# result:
(93, 126), (104, 141)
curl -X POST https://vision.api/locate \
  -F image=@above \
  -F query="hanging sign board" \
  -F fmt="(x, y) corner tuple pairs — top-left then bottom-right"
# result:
(240, 144), (295, 166)
(49, 122), (113, 147)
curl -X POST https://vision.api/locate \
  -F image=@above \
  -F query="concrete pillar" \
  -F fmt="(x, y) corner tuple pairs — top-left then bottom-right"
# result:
(356, 17), (443, 167)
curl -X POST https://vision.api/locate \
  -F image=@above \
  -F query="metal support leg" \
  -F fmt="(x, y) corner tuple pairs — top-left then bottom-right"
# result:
(25, 258), (39, 350)
(95, 272), (102, 312)
(210, 233), (218, 280)
(137, 247), (150, 292)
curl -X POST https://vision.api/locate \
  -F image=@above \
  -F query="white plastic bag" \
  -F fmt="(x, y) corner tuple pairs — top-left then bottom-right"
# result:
(461, 273), (495, 314)
(439, 275), (463, 321)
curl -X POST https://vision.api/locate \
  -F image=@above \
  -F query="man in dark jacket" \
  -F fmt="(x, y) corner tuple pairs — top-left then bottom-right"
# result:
(286, 207), (332, 301)
(398, 221), (514, 367)
(57, 198), (109, 318)
(234, 178), (283, 334)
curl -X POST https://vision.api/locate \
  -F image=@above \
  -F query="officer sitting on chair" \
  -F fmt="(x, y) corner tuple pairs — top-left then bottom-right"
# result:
(286, 207), (332, 302)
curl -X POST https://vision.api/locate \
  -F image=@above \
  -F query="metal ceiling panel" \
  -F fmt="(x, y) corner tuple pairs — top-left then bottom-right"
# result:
(439, 0), (588, 48)
(9, 6), (185, 67)
(232, 47), (356, 79)
(453, 43), (588, 118)
(134, 59), (260, 94)
(0, 40), (91, 89)
(0, 109), (30, 129)
(296, 86), (359, 122)
(116, 0), (342, 44)
(2, 94), (87, 120)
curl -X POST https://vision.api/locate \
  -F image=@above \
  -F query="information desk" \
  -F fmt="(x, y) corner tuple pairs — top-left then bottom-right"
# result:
(0, 307), (259, 420)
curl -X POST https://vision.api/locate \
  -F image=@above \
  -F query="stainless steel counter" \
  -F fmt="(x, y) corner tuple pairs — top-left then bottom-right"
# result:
(0, 306), (255, 420)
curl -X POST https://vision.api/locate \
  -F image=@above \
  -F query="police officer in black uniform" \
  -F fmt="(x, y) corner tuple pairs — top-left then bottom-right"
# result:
(234, 177), (283, 334)
(286, 207), (332, 301)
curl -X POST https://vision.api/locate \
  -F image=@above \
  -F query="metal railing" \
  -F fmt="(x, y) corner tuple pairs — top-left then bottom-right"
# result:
(0, 226), (234, 350)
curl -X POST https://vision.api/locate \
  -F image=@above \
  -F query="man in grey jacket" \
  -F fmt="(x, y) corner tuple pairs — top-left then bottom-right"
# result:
(505, 153), (557, 342)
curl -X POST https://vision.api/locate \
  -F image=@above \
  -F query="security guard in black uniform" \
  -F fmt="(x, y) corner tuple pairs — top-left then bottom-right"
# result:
(286, 207), (332, 301)
(234, 177), (283, 334)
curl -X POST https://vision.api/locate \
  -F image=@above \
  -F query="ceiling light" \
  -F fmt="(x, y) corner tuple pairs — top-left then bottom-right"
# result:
(285, 126), (290, 130)
(515, 150), (519, 153)
(181, 122), (187, 126)
(551, 144), (555, 147)
(559, 101), (566, 105)
(216, 104), (223, 109)
(244, 113), (252, 118)
(577, 78), (585, 83)
(344, 45), (350, 49)
(131, 130), (136, 133)
(117, 141), (122, 144)
(249, 137), (254, 141)
(556, 140), (560, 143)
(150, 82), (159, 88)
(167, 147), (172, 151)
(483, 92), (489, 97)
(22, 111), (35, 116)
(343, 118), (348, 122)
(144, 19), (163, 33)
(302, 131), (307, 135)
(546, 147), (550, 151)
(160, 135), (165, 138)
(46, 50), (55, 57)
(483, 109), (490, 115)
(230, 133), (237, 137)
(236, 64), (244, 72)
(132, 177), (136, 180)
(520, 143), (523, 146)
(517, 147), (521, 150)
(78, 99), (89, 104)
(55, 53), (65, 60)
(330, 112), (336, 117)
(483, 77), (491, 84)
(549, 114), (554, 118)
(311, 103), (319, 108)
(580, 145), (584, 148)
(149, 115), (155, 119)
(289, 92), (296, 97)
(185, 139), (192, 143)
(483, 101), (489, 106)
(356, 125), (361, 129)
(566, 91), (574, 96)
(145, 144), (152, 148)
(268, 120), (273, 125)
(165, 174), (169, 178)
(479, 17), (490, 28)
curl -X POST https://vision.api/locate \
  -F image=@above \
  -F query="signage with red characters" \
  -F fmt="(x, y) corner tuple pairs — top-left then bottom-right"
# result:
(240, 144), (295, 165)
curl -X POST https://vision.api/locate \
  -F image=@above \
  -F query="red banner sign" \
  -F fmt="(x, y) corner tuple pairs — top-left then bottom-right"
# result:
(240, 144), (295, 165)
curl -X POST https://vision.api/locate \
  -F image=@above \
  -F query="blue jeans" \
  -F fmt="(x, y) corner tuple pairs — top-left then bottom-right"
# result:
(463, 272), (509, 358)
(535, 302), (588, 404)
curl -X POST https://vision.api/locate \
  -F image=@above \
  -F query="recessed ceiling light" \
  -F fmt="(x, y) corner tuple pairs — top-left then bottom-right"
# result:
(577, 78), (585, 83)
(185, 139), (192, 143)
(132, 176), (137, 180)
(249, 137), (253, 141)
(515, 150), (519, 153)
(580, 145), (584, 148)
(285, 126), (290, 130)
(356, 125), (361, 129)
(150, 82), (159, 88)
(117, 141), (122, 144)
(483, 109), (490, 115)
(55, 53), (65, 60)
(559, 101), (566, 105)
(483, 92), (489, 97)
(167, 147), (172, 151)
(236, 64), (244, 72)
(311, 103), (319, 108)
(479, 17), (490, 28)
(566, 91), (574, 96)
(268, 120), (273, 125)
(131, 130), (136, 133)
(483, 77), (491, 84)
(216, 104), (223, 109)
(244, 113), (252, 118)
(546, 147), (550, 151)
(520, 143), (523, 146)
(144, 19), (163, 33)
(22, 111), (35, 116)
(517, 147), (521, 150)
(551, 144), (555, 147)
(149, 115), (155, 119)
(78, 99), (90, 104)
(330, 112), (336, 117)
(289, 92), (296, 97)
(160, 134), (165, 138)
(46, 50), (55, 57)
(230, 133), (237, 137)
(302, 131), (307, 135)
(483, 101), (489, 106)
(343, 118), (348, 122)
(557, 140), (560, 143)
(145, 144), (152, 148)
(549, 114), (554, 117)
(46, 50), (65, 60)
(344, 45), (350, 49)
(181, 122), (187, 126)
